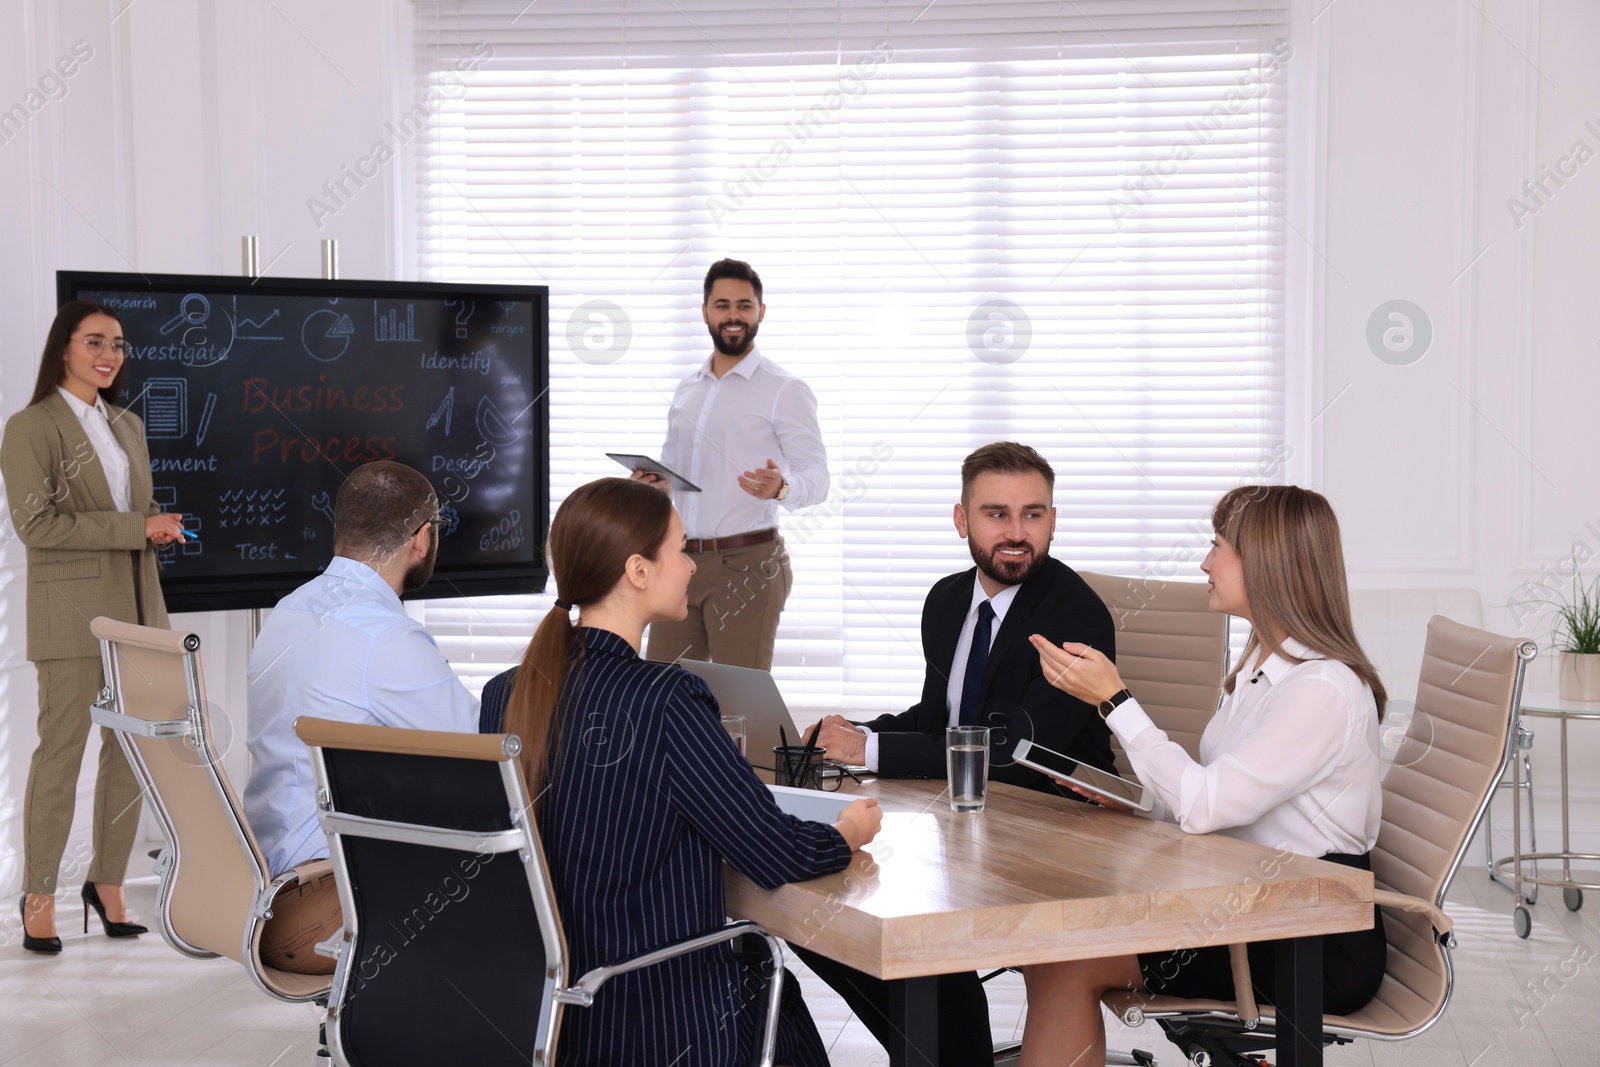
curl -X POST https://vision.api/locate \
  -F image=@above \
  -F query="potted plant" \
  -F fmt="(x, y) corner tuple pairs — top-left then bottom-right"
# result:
(1554, 570), (1600, 701)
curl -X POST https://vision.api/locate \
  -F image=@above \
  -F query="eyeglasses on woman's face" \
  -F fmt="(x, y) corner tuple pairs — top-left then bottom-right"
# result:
(74, 336), (128, 357)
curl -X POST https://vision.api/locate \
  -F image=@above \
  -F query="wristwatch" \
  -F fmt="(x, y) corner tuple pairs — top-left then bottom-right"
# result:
(775, 479), (790, 501)
(1097, 688), (1133, 720)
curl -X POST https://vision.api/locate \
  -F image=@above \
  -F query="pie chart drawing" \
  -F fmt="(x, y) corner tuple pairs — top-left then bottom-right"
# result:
(302, 309), (355, 362)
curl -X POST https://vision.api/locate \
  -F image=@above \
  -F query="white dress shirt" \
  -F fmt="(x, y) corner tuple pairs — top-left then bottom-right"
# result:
(58, 386), (131, 512)
(244, 556), (480, 874)
(660, 348), (828, 539)
(862, 575), (1021, 772)
(1109, 635), (1382, 856)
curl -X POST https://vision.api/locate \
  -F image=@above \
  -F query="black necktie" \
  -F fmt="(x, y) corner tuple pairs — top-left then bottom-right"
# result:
(958, 600), (995, 726)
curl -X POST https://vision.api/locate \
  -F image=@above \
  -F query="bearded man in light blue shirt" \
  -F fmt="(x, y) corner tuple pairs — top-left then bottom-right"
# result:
(243, 460), (479, 973)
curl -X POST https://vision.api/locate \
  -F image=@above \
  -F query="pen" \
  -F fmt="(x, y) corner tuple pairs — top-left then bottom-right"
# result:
(798, 721), (822, 788)
(779, 725), (792, 787)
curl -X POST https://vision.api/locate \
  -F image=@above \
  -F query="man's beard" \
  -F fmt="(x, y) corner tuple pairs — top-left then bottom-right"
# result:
(969, 538), (1048, 588)
(708, 318), (758, 356)
(403, 526), (439, 592)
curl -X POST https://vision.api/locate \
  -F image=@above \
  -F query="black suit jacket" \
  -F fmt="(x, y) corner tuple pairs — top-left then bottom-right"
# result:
(856, 556), (1116, 792)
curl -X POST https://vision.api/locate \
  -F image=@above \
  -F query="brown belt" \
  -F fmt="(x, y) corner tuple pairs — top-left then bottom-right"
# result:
(684, 527), (777, 554)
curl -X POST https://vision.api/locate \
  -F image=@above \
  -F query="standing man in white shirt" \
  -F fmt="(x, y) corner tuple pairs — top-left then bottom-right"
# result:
(244, 460), (479, 974)
(638, 259), (828, 670)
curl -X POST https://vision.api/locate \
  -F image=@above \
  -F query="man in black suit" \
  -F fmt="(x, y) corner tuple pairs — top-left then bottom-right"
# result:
(801, 441), (1117, 1066)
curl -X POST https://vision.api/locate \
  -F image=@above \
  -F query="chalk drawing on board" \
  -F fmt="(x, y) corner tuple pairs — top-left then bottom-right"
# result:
(195, 394), (218, 447)
(497, 301), (517, 315)
(438, 504), (460, 536)
(219, 488), (287, 530)
(302, 309), (354, 362)
(311, 492), (335, 526)
(444, 299), (475, 339)
(152, 485), (199, 556)
(233, 297), (284, 340)
(476, 395), (519, 446)
(159, 294), (210, 336)
(425, 387), (455, 435)
(143, 379), (188, 439)
(374, 301), (417, 342)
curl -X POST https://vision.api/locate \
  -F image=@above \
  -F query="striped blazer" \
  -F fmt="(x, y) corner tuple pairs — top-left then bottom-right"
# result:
(509, 628), (852, 1066)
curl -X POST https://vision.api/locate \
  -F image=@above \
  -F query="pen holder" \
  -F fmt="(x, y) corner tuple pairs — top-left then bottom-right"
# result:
(773, 745), (828, 790)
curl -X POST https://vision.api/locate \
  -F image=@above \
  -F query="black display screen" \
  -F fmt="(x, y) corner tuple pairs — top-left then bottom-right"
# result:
(58, 271), (550, 613)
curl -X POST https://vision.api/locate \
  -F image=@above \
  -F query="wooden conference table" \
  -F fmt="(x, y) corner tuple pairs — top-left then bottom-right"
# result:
(726, 777), (1374, 1067)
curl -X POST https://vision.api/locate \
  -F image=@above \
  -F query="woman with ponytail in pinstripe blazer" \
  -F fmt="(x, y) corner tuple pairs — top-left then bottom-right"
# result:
(494, 477), (881, 1066)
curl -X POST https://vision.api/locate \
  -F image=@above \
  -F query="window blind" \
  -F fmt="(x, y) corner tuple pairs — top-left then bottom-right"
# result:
(410, 0), (1288, 714)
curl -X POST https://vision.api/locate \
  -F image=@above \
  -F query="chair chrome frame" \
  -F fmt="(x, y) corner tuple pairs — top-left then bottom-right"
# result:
(1102, 619), (1538, 1063)
(90, 633), (210, 961)
(301, 719), (787, 1067)
(88, 618), (330, 1007)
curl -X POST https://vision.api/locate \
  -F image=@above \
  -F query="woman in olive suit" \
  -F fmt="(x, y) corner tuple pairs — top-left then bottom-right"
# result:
(1, 300), (185, 952)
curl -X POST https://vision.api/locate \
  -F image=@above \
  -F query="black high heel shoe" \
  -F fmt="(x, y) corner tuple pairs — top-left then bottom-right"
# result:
(81, 882), (147, 938)
(19, 896), (62, 954)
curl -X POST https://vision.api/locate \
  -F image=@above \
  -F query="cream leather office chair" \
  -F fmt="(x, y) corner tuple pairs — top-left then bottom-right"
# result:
(87, 617), (332, 1011)
(1101, 616), (1536, 1066)
(992, 573), (1230, 1067)
(1350, 589), (1537, 902)
(1078, 571), (1230, 775)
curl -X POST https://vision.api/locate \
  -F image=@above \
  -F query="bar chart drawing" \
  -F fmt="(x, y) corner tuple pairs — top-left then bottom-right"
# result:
(374, 301), (417, 342)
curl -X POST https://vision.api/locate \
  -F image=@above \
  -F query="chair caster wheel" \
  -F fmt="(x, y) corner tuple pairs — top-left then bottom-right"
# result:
(1564, 886), (1583, 911)
(1514, 905), (1532, 938)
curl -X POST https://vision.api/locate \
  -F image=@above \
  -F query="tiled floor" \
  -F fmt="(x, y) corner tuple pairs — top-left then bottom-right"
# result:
(2, 819), (1596, 1066)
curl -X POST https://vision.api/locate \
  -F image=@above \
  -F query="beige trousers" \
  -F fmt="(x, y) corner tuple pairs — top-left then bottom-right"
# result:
(647, 536), (792, 671)
(24, 656), (143, 894)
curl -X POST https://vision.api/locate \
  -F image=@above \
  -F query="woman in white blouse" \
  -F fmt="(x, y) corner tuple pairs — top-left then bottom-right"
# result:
(1020, 484), (1388, 1065)
(0, 302), (185, 953)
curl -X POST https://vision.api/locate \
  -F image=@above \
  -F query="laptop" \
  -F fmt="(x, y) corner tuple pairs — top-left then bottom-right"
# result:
(677, 658), (804, 772)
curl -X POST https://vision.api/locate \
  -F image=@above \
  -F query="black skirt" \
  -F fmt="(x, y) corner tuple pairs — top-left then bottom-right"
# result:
(1137, 851), (1386, 1017)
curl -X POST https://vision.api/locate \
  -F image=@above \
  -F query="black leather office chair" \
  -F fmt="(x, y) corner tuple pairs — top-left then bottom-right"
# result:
(295, 716), (790, 1066)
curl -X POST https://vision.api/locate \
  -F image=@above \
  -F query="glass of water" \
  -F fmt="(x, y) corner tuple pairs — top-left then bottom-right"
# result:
(946, 725), (991, 813)
(721, 715), (747, 758)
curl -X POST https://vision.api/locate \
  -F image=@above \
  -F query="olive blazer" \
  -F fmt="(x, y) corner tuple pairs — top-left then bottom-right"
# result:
(1, 390), (169, 662)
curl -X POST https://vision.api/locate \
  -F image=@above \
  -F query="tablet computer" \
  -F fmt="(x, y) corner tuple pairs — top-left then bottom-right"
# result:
(606, 453), (701, 492)
(767, 784), (854, 825)
(1012, 738), (1153, 811)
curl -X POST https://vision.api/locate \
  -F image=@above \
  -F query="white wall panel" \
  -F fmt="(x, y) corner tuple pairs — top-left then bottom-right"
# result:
(1316, 0), (1474, 571)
